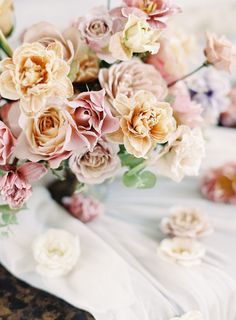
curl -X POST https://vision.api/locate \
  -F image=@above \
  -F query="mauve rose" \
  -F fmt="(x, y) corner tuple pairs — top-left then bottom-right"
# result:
(69, 139), (121, 184)
(0, 162), (47, 209)
(63, 193), (104, 223)
(67, 89), (119, 152)
(0, 121), (16, 165)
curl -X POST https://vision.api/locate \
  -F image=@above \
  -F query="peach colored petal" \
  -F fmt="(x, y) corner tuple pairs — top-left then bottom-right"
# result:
(0, 70), (19, 100)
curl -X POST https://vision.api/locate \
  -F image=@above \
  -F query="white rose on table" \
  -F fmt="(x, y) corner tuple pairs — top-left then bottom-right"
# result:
(158, 237), (205, 267)
(170, 311), (204, 320)
(32, 229), (80, 278)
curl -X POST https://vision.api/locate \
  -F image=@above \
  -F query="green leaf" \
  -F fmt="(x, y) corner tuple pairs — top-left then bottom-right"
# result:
(123, 170), (157, 189)
(119, 153), (144, 169)
(138, 171), (157, 189)
(2, 212), (17, 225)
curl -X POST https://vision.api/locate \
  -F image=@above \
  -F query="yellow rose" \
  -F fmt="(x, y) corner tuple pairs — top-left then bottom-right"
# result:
(0, 0), (14, 37)
(110, 90), (176, 158)
(0, 42), (73, 116)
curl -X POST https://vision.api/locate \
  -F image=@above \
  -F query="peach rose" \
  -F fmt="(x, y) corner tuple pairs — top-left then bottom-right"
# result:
(74, 46), (99, 83)
(110, 90), (176, 158)
(204, 32), (236, 73)
(0, 42), (73, 116)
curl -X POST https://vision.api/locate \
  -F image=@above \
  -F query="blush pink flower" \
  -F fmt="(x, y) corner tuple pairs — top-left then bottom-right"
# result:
(0, 162), (47, 209)
(201, 163), (236, 204)
(0, 101), (21, 138)
(123, 0), (181, 28)
(169, 82), (203, 128)
(0, 121), (16, 165)
(62, 193), (104, 223)
(204, 32), (236, 73)
(67, 89), (119, 152)
(220, 88), (236, 128)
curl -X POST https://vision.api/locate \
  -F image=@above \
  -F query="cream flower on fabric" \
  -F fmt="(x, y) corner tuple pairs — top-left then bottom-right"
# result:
(32, 229), (80, 278)
(161, 206), (213, 239)
(158, 237), (205, 267)
(0, 42), (73, 116)
(170, 311), (204, 320)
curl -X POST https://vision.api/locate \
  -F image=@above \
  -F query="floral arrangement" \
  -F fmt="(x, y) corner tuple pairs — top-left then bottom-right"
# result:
(0, 0), (235, 229)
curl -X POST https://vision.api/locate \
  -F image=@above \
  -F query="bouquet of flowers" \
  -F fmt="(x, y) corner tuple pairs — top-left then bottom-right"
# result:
(0, 0), (235, 229)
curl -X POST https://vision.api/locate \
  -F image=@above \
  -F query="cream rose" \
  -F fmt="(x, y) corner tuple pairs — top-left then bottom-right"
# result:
(109, 14), (161, 61)
(155, 126), (205, 182)
(0, 42), (73, 116)
(69, 139), (121, 184)
(110, 90), (176, 158)
(0, 0), (14, 37)
(32, 229), (80, 278)
(170, 311), (204, 320)
(158, 237), (206, 267)
(161, 206), (213, 238)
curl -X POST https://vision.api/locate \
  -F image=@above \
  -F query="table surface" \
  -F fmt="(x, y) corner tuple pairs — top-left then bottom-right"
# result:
(0, 264), (94, 320)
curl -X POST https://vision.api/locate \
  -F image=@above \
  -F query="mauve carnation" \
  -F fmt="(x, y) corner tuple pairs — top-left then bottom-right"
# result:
(0, 121), (16, 165)
(63, 193), (104, 223)
(220, 88), (236, 128)
(201, 163), (236, 204)
(99, 58), (167, 110)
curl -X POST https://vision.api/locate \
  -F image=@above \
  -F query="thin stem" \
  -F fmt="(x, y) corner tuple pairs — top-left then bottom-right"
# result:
(168, 61), (210, 88)
(0, 30), (13, 57)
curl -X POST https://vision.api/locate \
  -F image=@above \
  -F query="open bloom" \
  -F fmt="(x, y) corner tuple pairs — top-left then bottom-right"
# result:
(0, 42), (73, 116)
(32, 229), (80, 278)
(99, 58), (167, 110)
(0, 121), (16, 165)
(155, 126), (205, 182)
(63, 193), (104, 223)
(110, 90), (176, 158)
(158, 237), (206, 267)
(109, 14), (161, 61)
(201, 163), (236, 204)
(170, 311), (204, 320)
(220, 87), (236, 128)
(204, 32), (235, 73)
(0, 162), (47, 209)
(69, 139), (121, 184)
(161, 206), (213, 238)
(0, 0), (14, 36)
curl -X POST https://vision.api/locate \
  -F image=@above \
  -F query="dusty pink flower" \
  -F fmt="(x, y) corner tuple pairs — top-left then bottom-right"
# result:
(0, 162), (47, 209)
(220, 88), (236, 128)
(169, 82), (203, 128)
(0, 101), (21, 138)
(123, 0), (180, 28)
(201, 163), (236, 204)
(204, 32), (236, 73)
(67, 89), (119, 152)
(62, 193), (104, 223)
(0, 121), (16, 165)
(69, 139), (120, 184)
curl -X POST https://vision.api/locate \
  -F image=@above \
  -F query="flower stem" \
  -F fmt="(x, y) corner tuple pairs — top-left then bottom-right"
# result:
(0, 30), (13, 58)
(167, 61), (210, 88)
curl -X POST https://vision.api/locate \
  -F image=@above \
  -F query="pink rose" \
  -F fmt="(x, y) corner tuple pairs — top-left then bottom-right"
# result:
(169, 82), (203, 128)
(0, 162), (47, 209)
(220, 88), (236, 128)
(62, 193), (104, 223)
(0, 101), (21, 138)
(204, 32), (236, 73)
(67, 89), (119, 152)
(0, 121), (16, 165)
(201, 163), (236, 204)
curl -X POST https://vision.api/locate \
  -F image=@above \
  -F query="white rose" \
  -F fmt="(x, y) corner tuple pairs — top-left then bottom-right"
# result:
(155, 126), (205, 182)
(170, 311), (204, 320)
(32, 229), (80, 278)
(158, 237), (205, 267)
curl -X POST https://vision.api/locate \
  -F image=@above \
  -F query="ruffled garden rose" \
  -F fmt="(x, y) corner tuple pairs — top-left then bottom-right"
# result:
(155, 126), (205, 182)
(110, 90), (176, 158)
(22, 22), (81, 64)
(204, 32), (235, 73)
(32, 229), (80, 278)
(109, 14), (161, 61)
(0, 121), (16, 165)
(161, 206), (213, 238)
(14, 98), (73, 169)
(67, 89), (119, 152)
(0, 162), (47, 209)
(158, 237), (206, 267)
(201, 163), (236, 204)
(220, 88), (236, 128)
(170, 311), (204, 320)
(63, 193), (104, 223)
(169, 82), (203, 128)
(0, 0), (14, 37)
(99, 58), (167, 110)
(0, 42), (73, 116)
(69, 139), (121, 184)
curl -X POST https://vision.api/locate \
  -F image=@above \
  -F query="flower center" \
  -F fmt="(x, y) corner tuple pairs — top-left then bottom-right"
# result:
(89, 20), (109, 37)
(139, 0), (157, 13)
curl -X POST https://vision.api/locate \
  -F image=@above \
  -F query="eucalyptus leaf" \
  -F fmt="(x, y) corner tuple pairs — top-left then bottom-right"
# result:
(123, 170), (157, 189)
(138, 171), (157, 189)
